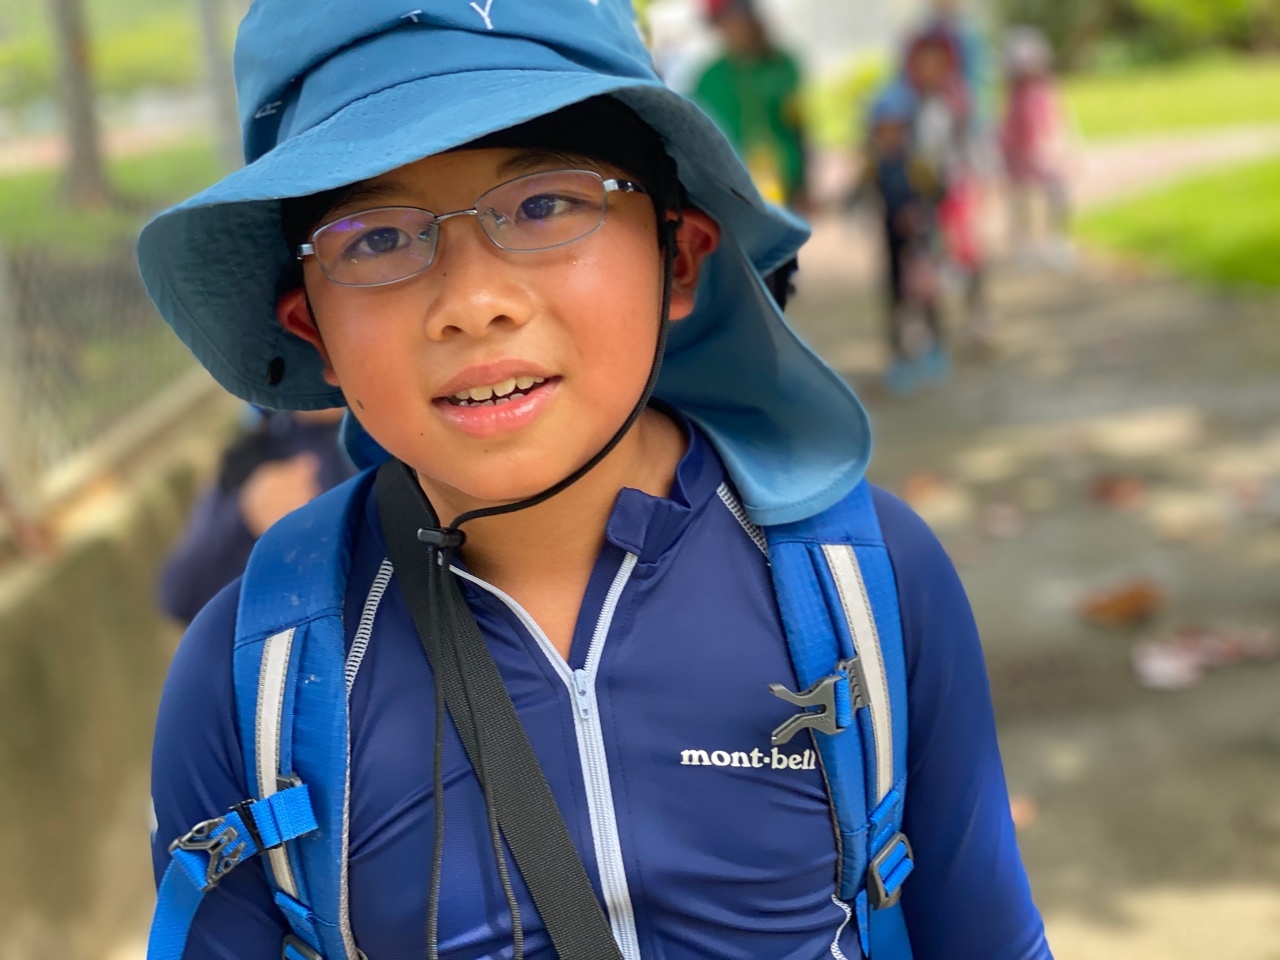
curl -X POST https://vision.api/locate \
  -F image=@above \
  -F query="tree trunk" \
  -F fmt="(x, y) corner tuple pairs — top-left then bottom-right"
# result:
(47, 0), (111, 207)
(197, 0), (243, 172)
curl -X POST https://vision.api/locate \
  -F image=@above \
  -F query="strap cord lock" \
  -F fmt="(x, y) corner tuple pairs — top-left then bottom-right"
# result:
(418, 526), (467, 551)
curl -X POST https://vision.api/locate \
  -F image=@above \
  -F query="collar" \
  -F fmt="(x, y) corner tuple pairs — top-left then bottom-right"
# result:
(603, 410), (725, 564)
(364, 408), (727, 569)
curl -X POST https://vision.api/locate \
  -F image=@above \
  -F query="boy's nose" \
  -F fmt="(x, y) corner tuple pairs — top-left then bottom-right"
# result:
(420, 216), (537, 341)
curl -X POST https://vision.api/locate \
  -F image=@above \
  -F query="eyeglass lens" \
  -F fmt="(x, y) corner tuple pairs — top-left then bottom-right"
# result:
(309, 170), (612, 287)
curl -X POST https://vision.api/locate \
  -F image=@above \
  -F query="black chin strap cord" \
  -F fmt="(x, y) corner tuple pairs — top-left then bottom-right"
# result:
(405, 212), (681, 960)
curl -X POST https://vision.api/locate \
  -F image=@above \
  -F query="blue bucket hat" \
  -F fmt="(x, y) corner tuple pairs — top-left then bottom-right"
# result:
(136, 0), (870, 525)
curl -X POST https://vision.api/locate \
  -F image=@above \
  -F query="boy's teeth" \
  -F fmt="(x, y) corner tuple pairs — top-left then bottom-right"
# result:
(450, 375), (548, 404)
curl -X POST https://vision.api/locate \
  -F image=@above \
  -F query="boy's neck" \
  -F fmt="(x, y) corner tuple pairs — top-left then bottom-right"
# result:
(418, 407), (687, 588)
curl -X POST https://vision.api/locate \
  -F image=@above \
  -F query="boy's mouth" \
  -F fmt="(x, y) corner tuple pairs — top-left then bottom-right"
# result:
(442, 375), (555, 408)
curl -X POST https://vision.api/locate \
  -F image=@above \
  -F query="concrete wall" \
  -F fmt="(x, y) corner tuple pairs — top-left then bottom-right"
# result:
(0, 388), (237, 960)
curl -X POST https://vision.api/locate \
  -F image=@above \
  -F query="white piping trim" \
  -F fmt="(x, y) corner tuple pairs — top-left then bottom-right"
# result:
(255, 628), (300, 897)
(716, 482), (769, 556)
(829, 895), (853, 960)
(346, 558), (393, 694)
(450, 559), (643, 960)
(821, 544), (894, 803)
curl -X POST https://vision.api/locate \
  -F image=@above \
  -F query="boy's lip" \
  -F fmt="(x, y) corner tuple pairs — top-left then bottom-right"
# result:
(432, 376), (560, 440)
(433, 360), (558, 400)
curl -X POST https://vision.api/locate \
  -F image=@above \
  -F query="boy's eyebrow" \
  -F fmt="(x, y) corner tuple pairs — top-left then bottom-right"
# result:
(496, 148), (599, 177)
(327, 179), (410, 213)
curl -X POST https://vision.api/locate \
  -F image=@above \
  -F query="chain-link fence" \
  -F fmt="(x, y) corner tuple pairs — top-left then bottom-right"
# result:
(0, 0), (245, 536)
(0, 229), (199, 506)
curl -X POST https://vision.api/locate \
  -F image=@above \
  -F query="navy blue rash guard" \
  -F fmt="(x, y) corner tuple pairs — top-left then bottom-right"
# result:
(150, 424), (1051, 960)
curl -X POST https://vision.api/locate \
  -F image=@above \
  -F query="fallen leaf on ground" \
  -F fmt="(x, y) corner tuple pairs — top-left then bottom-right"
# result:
(1080, 579), (1165, 630)
(1089, 473), (1147, 510)
(1132, 627), (1280, 690)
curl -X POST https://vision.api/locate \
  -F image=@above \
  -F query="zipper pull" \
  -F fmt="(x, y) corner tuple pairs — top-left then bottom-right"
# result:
(572, 669), (592, 720)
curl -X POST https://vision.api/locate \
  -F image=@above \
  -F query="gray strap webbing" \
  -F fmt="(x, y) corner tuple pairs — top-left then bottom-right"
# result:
(375, 462), (624, 960)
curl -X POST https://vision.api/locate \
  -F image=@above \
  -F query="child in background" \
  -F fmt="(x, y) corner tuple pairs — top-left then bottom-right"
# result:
(855, 83), (947, 395)
(693, 0), (809, 210)
(1001, 26), (1074, 269)
(156, 407), (354, 623)
(904, 27), (993, 350)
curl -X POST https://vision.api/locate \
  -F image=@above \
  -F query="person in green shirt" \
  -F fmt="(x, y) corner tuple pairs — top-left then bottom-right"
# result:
(693, 0), (809, 210)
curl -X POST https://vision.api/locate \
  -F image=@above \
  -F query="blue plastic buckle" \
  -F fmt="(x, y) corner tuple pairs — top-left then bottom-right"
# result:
(282, 935), (323, 960)
(769, 657), (868, 745)
(868, 832), (914, 910)
(168, 816), (249, 892)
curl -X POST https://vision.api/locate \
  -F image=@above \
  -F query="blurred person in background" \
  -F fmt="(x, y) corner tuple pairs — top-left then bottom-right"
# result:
(918, 0), (997, 138)
(852, 82), (948, 395)
(693, 0), (809, 210)
(903, 24), (993, 351)
(1000, 26), (1075, 270)
(156, 407), (354, 623)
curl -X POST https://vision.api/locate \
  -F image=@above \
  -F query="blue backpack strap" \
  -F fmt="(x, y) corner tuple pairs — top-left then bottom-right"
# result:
(764, 479), (914, 959)
(147, 470), (375, 960)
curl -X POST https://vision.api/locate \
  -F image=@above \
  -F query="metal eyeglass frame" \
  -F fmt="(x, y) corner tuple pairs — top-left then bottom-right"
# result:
(295, 169), (649, 288)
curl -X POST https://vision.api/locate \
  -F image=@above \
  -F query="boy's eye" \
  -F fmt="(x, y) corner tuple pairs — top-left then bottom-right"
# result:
(515, 193), (579, 222)
(345, 226), (411, 258)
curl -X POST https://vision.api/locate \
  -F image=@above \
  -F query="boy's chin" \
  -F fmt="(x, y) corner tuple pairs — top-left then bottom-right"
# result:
(413, 466), (574, 513)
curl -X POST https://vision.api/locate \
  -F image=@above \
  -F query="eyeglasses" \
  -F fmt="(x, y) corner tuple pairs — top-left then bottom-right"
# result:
(296, 169), (648, 288)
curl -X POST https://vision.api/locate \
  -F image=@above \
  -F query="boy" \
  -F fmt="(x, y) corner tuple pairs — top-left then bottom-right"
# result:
(142, 2), (1052, 958)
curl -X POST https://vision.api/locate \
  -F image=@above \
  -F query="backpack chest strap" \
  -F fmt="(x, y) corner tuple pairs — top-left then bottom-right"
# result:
(149, 786), (317, 958)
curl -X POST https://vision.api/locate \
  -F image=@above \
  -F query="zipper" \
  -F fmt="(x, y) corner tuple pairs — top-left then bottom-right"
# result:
(573, 669), (592, 720)
(451, 556), (643, 960)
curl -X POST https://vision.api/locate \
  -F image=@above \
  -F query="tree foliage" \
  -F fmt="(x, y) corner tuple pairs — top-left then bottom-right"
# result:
(999, 0), (1280, 68)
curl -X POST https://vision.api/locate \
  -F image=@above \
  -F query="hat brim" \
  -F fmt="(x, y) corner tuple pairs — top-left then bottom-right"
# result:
(139, 70), (870, 525)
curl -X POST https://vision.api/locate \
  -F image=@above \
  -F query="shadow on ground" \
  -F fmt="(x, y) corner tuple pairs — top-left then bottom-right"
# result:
(790, 220), (1280, 958)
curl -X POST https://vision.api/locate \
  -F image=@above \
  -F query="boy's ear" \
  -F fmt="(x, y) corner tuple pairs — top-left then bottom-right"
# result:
(667, 209), (720, 322)
(277, 287), (340, 386)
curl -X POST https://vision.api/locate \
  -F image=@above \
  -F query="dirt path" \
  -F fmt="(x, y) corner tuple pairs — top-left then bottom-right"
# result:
(788, 211), (1280, 956)
(1075, 124), (1280, 207)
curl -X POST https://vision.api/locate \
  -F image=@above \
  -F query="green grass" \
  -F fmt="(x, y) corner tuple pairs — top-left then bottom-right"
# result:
(1065, 55), (1280, 140)
(1078, 154), (1280, 288)
(0, 138), (219, 254)
(0, 0), (211, 108)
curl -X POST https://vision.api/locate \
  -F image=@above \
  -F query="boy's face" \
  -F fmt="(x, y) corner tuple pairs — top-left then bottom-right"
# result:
(280, 147), (716, 511)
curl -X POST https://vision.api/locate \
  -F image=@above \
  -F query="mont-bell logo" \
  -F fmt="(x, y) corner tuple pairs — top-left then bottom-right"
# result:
(679, 746), (817, 771)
